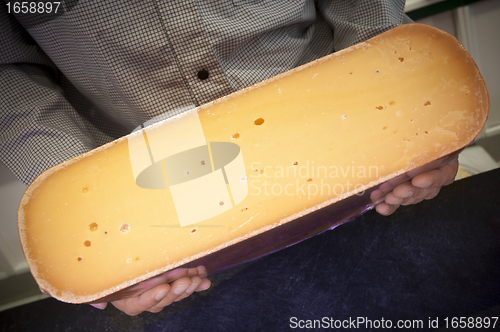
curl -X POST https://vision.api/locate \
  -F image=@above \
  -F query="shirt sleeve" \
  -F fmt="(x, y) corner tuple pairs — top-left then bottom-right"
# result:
(0, 7), (103, 185)
(318, 0), (413, 51)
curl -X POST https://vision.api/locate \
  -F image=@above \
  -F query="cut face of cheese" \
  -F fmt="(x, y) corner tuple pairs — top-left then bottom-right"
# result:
(18, 24), (489, 304)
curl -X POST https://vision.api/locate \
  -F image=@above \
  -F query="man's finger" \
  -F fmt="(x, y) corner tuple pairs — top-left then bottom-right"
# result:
(112, 283), (171, 316)
(412, 157), (458, 188)
(148, 278), (192, 312)
(196, 278), (211, 292)
(173, 276), (202, 302)
(376, 202), (399, 216)
(128, 268), (189, 294)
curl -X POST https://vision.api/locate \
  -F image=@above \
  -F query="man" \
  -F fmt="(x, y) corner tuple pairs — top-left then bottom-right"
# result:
(0, 0), (457, 316)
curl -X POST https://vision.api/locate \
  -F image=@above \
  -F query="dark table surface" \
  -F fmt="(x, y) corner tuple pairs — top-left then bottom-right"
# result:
(2, 168), (500, 331)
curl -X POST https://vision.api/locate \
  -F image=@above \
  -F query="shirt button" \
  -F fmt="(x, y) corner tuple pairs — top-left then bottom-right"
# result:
(197, 69), (209, 80)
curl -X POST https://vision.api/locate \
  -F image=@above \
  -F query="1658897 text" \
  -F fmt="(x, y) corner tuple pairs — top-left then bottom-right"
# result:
(5, 2), (61, 14)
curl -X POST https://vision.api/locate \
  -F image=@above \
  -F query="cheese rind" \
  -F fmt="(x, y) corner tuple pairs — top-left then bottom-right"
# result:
(18, 24), (489, 303)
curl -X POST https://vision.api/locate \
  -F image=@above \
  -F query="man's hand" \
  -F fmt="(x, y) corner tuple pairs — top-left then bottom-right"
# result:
(370, 154), (459, 216)
(90, 266), (211, 316)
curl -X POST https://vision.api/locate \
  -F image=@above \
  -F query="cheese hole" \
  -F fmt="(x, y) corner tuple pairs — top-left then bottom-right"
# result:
(232, 133), (240, 139)
(307, 178), (313, 182)
(119, 223), (130, 234)
(425, 131), (429, 134)
(254, 118), (265, 125)
(89, 222), (98, 231)
(77, 257), (83, 262)
(389, 101), (396, 106)
(383, 126), (387, 130)
(399, 57), (405, 62)
(293, 161), (299, 166)
(104, 231), (108, 235)
(424, 101), (431, 106)
(135, 257), (140, 261)
(185, 170), (190, 175)
(84, 240), (91, 247)
(200, 160), (206, 166)
(82, 187), (89, 193)
(191, 228), (197, 233)
(376, 106), (385, 110)
(219, 201), (224, 206)
(241, 207), (248, 211)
